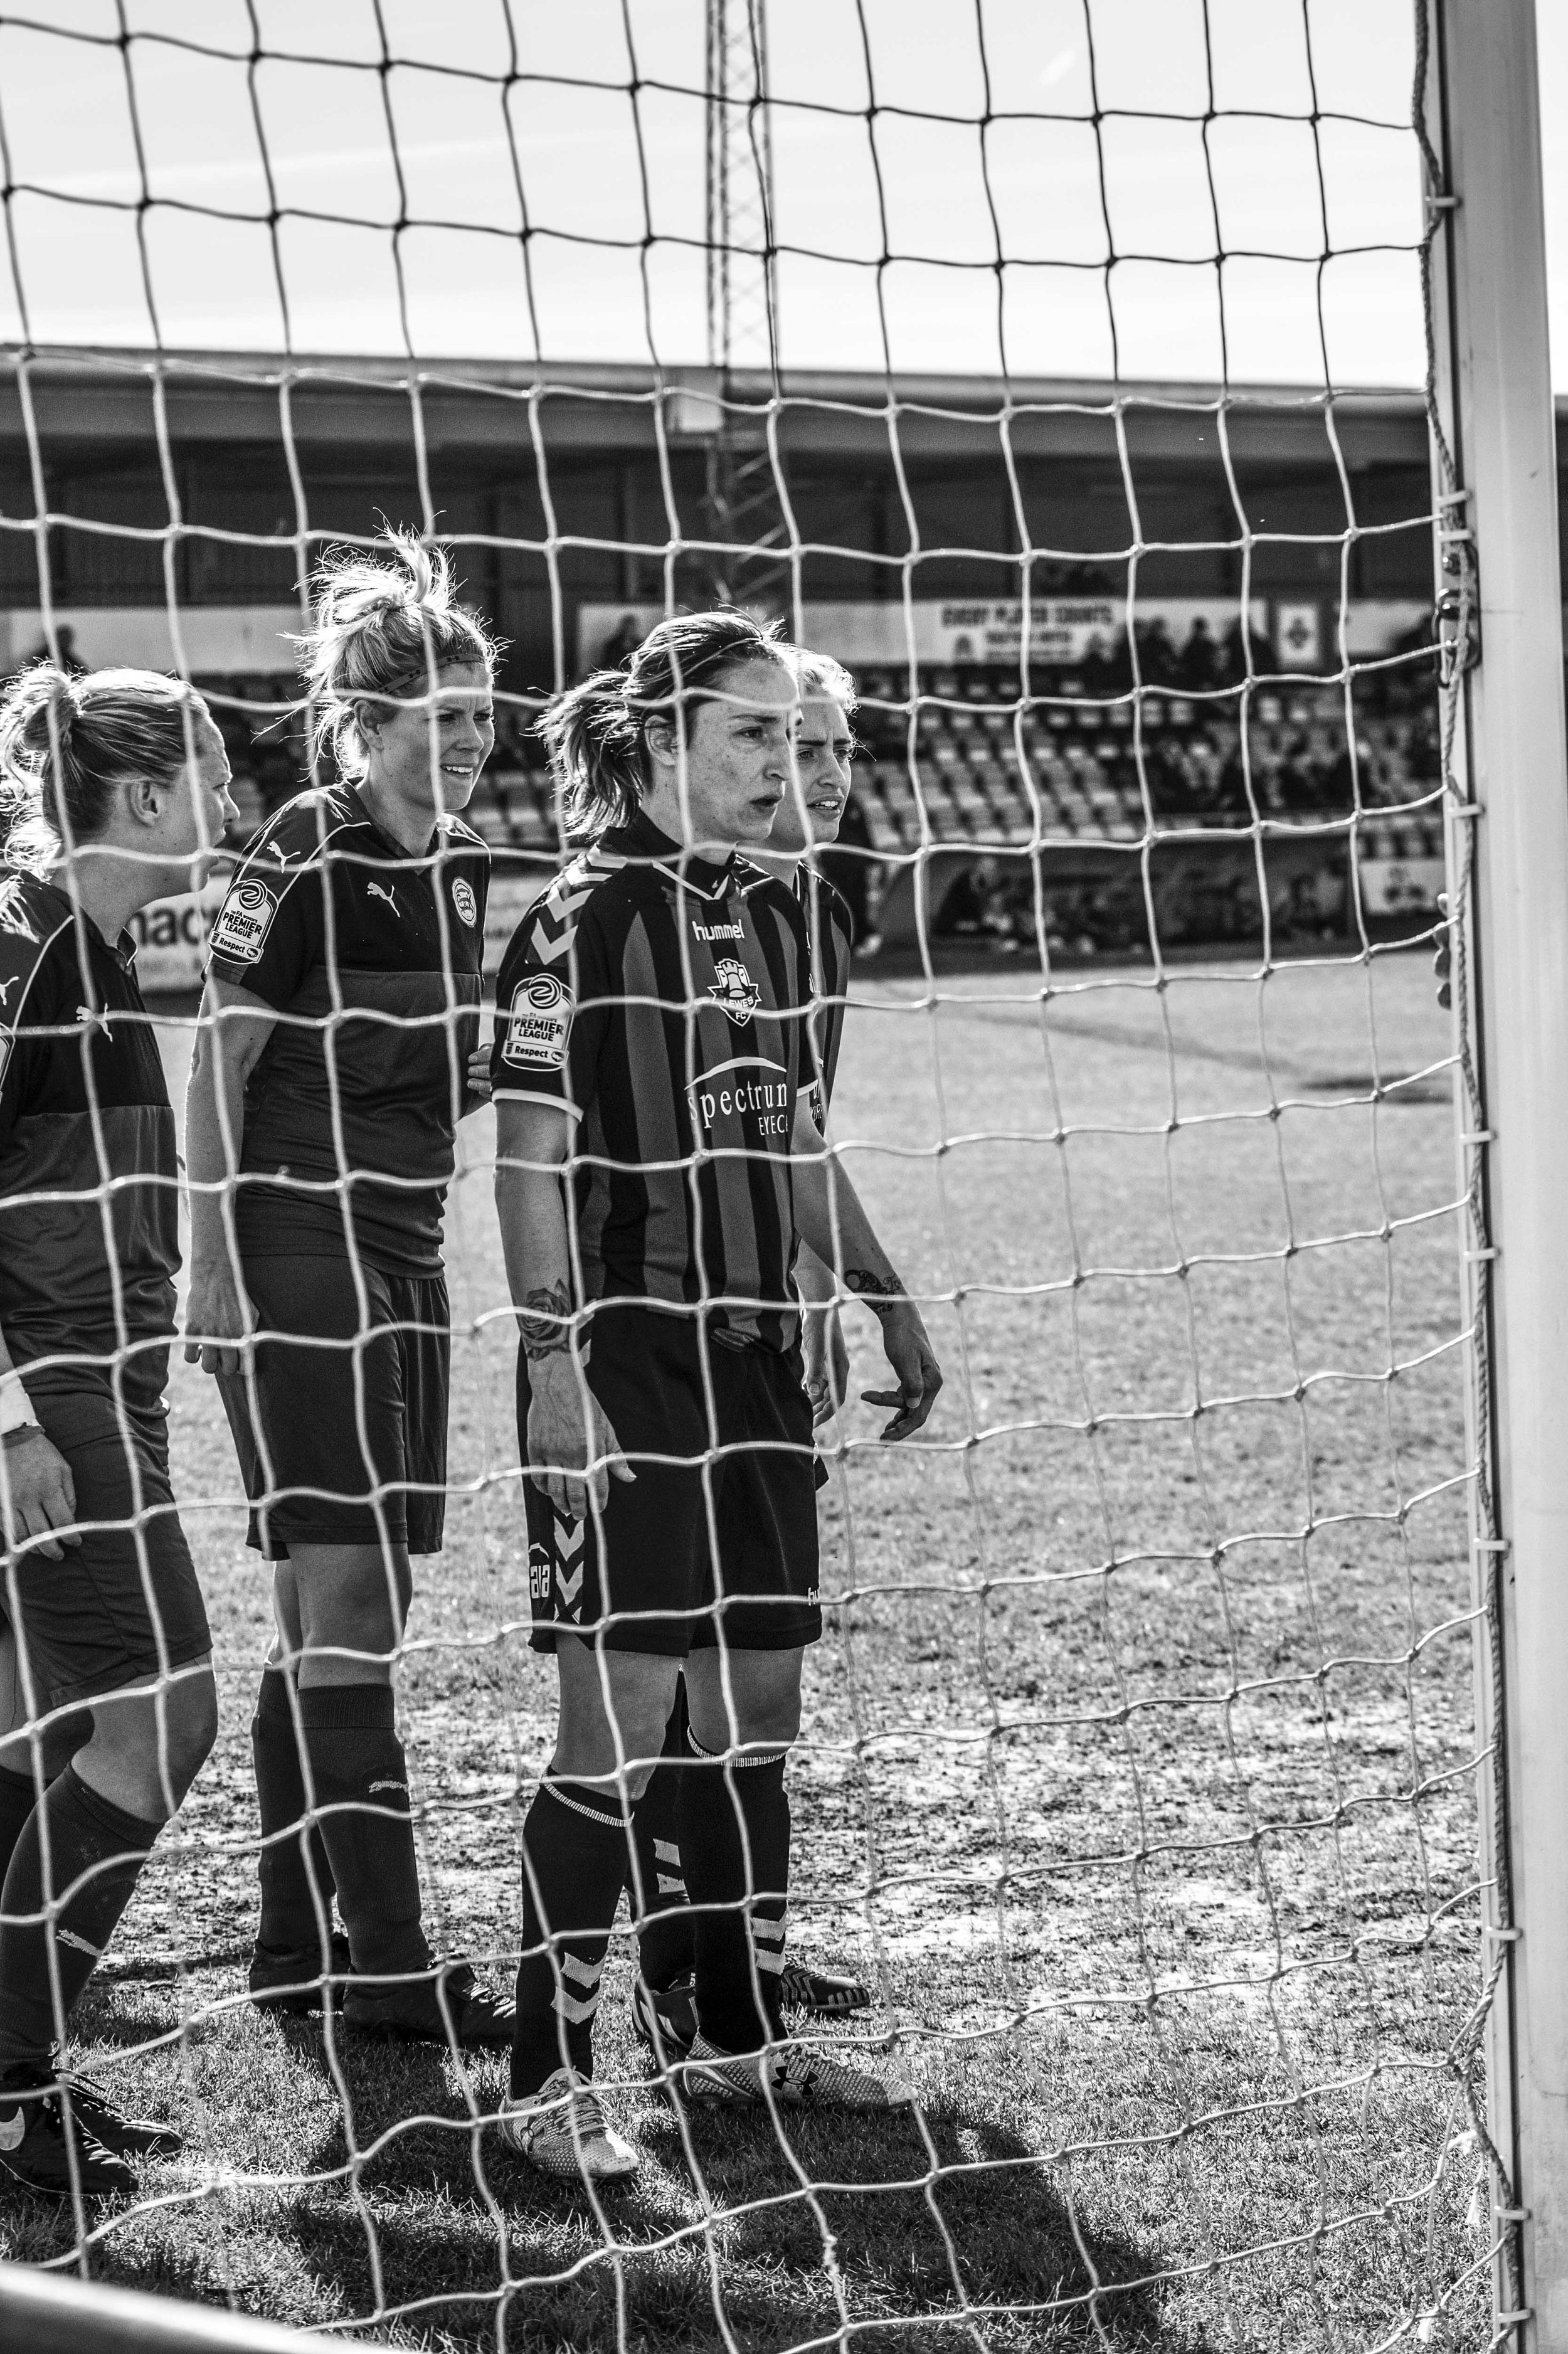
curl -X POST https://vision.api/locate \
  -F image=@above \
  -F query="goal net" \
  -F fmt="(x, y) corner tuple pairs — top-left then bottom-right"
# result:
(0, 1), (1511, 2346)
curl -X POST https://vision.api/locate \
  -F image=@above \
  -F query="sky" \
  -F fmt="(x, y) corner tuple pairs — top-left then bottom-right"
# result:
(0, 0), (1562, 390)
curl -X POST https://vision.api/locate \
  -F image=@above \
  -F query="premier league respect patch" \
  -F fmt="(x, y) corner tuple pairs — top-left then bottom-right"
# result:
(209, 876), (279, 965)
(501, 971), (572, 1067)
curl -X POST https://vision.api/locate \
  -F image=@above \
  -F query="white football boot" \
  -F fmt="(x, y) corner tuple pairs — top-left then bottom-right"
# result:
(678, 2033), (899, 2111)
(499, 2065), (641, 2182)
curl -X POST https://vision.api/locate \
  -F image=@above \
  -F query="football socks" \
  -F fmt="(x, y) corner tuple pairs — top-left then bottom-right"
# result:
(295, 1685), (429, 1980)
(677, 1730), (789, 2056)
(252, 1666), (337, 1953)
(512, 1774), (628, 2099)
(0, 1765), (38, 1895)
(629, 1685), (695, 1991)
(0, 1766), (158, 2075)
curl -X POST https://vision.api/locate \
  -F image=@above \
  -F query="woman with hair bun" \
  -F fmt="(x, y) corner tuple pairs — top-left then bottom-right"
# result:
(489, 610), (941, 2180)
(184, 531), (512, 2048)
(0, 662), (234, 2197)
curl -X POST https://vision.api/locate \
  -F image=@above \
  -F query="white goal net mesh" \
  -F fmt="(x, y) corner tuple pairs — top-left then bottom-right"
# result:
(0, 1), (1510, 2347)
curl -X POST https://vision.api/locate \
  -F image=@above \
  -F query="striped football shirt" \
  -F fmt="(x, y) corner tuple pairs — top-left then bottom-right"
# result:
(490, 808), (813, 1352)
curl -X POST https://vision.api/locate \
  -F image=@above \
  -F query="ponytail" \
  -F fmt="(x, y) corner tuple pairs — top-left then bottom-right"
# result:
(0, 662), (208, 871)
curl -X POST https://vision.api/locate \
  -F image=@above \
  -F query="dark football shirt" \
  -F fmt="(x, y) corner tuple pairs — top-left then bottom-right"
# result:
(0, 869), (178, 1373)
(745, 862), (853, 1135)
(206, 782), (489, 1275)
(489, 808), (812, 1351)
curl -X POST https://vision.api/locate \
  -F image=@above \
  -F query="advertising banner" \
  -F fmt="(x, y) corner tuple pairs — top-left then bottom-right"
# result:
(574, 596), (1394, 675)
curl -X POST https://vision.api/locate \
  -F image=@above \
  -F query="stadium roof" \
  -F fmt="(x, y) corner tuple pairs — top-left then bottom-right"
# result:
(0, 347), (1472, 468)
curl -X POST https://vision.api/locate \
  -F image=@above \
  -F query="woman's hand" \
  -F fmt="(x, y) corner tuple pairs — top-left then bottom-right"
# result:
(803, 1302), (850, 1427)
(183, 1257), (255, 1379)
(467, 1044), (493, 1104)
(0, 1427), (80, 1562)
(526, 1352), (635, 1519)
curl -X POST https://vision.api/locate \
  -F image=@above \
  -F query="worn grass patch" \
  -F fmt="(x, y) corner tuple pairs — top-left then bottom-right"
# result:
(0, 948), (1489, 2350)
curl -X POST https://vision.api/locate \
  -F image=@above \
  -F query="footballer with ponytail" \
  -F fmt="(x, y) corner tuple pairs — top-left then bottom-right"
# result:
(539, 607), (787, 840)
(183, 531), (513, 2050)
(0, 660), (235, 2194)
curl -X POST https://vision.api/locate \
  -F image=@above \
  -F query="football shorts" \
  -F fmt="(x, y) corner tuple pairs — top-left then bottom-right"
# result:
(2, 1350), (211, 1712)
(519, 1301), (822, 1657)
(218, 1254), (450, 1559)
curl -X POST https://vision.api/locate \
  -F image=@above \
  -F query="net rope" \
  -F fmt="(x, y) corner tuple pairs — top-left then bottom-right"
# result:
(0, 1), (1508, 2346)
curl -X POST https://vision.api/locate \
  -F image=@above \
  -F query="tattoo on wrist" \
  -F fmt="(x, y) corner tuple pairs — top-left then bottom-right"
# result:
(845, 1267), (906, 1310)
(519, 1281), (574, 1359)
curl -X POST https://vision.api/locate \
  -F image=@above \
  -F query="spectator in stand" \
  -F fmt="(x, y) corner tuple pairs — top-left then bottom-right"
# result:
(1142, 736), (1196, 821)
(1219, 616), (1275, 687)
(1178, 617), (1219, 692)
(1217, 738), (1252, 820)
(1080, 634), (1115, 699)
(1323, 736), (1375, 813)
(1186, 729), (1222, 812)
(1136, 617), (1179, 687)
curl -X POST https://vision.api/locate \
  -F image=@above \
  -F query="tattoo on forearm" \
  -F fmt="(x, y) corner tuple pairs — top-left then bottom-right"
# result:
(845, 1267), (906, 1310)
(519, 1280), (574, 1359)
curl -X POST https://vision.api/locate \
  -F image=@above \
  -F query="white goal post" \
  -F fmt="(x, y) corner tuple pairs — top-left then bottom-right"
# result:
(1427, 1), (1568, 2345)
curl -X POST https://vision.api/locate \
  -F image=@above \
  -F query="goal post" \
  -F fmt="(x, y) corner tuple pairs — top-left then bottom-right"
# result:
(1426, 1), (1568, 2343)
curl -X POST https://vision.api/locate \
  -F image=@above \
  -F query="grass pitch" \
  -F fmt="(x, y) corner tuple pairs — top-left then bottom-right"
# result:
(0, 944), (1489, 2350)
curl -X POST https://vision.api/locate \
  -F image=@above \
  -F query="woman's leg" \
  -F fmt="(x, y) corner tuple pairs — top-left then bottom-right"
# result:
(283, 1540), (426, 1982)
(679, 1646), (803, 2055)
(511, 1637), (681, 2099)
(250, 1562), (339, 1973)
(0, 1656), (218, 2084)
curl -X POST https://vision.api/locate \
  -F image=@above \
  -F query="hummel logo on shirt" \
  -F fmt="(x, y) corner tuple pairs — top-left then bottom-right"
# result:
(366, 881), (400, 916)
(692, 918), (744, 943)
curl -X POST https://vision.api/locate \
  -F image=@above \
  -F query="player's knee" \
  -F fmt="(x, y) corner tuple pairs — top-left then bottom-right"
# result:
(161, 1667), (219, 1797)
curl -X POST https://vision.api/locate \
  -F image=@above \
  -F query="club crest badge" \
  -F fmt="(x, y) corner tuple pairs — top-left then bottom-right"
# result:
(451, 877), (477, 926)
(709, 957), (761, 1024)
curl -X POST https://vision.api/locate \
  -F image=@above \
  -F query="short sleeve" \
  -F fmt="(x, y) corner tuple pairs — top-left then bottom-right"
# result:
(206, 855), (324, 1010)
(490, 899), (612, 1120)
(0, 939), (63, 1159)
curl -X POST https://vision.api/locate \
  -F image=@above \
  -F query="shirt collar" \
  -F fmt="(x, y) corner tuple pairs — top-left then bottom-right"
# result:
(613, 808), (736, 901)
(343, 782), (437, 863)
(33, 874), (135, 967)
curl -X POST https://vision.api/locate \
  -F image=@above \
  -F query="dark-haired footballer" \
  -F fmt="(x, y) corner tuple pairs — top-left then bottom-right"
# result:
(626, 649), (872, 2064)
(490, 610), (941, 2183)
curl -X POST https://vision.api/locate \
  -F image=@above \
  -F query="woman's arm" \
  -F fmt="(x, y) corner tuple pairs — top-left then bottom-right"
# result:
(795, 1242), (849, 1426)
(0, 1324), (77, 1562)
(790, 1098), (943, 1440)
(182, 975), (278, 1378)
(494, 1096), (633, 1518)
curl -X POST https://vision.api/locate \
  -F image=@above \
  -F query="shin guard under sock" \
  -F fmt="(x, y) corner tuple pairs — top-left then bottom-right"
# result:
(512, 1775), (630, 2098)
(0, 1766), (159, 2074)
(630, 1685), (694, 1991)
(297, 1685), (428, 1980)
(252, 1667), (337, 1952)
(679, 1731), (790, 2055)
